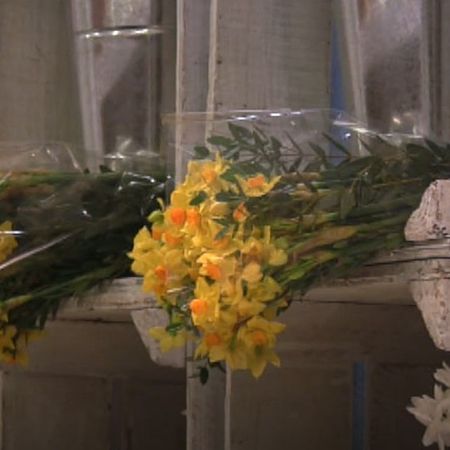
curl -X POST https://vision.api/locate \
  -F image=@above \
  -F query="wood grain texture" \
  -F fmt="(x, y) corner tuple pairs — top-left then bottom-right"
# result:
(0, 1), (82, 150)
(207, 0), (331, 111)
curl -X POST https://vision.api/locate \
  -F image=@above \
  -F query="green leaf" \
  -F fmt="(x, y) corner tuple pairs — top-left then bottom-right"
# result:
(216, 191), (239, 202)
(333, 156), (376, 179)
(166, 322), (184, 336)
(213, 218), (230, 227)
(215, 226), (229, 241)
(424, 139), (445, 160)
(148, 210), (164, 224)
(339, 190), (356, 219)
(221, 168), (238, 182)
(228, 123), (252, 142)
(190, 191), (208, 205)
(288, 156), (304, 173)
(199, 367), (209, 385)
(308, 142), (333, 169)
(193, 145), (210, 159)
(253, 130), (267, 148)
(207, 136), (234, 147)
(270, 137), (282, 156)
(322, 132), (352, 158)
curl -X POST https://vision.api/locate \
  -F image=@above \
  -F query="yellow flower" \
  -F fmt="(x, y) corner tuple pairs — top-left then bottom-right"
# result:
(128, 226), (159, 275)
(197, 254), (236, 283)
(0, 325), (17, 351)
(190, 278), (221, 327)
(168, 207), (187, 227)
(247, 276), (283, 303)
(233, 203), (249, 222)
(247, 347), (281, 378)
(208, 202), (230, 217)
(0, 221), (17, 263)
(238, 174), (281, 197)
(186, 208), (201, 228)
(195, 332), (248, 371)
(268, 247), (288, 266)
(184, 154), (232, 195)
(149, 327), (187, 352)
(240, 316), (285, 349)
(242, 261), (263, 283)
(238, 316), (286, 378)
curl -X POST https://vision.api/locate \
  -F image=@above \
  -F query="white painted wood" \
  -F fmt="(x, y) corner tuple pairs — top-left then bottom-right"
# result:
(410, 278), (450, 350)
(173, 0), (211, 180)
(1, 323), (185, 450)
(174, 6), (227, 447)
(59, 277), (155, 321)
(131, 308), (186, 368)
(186, 346), (225, 450)
(421, 1), (450, 139)
(228, 301), (446, 450)
(405, 180), (450, 241)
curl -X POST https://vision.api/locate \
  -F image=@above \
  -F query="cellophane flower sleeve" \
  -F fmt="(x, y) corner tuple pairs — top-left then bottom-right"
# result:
(0, 143), (167, 364)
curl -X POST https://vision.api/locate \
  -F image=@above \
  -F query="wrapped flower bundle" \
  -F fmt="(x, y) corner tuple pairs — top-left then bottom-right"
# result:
(0, 144), (166, 364)
(130, 111), (450, 378)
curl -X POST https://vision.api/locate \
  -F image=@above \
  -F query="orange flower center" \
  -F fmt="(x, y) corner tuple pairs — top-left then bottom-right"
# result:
(251, 330), (268, 346)
(189, 298), (208, 316)
(233, 202), (248, 222)
(152, 226), (164, 240)
(246, 175), (265, 189)
(170, 208), (186, 226)
(206, 262), (222, 281)
(201, 168), (217, 184)
(164, 232), (182, 246)
(186, 208), (201, 227)
(205, 333), (222, 348)
(154, 265), (168, 283)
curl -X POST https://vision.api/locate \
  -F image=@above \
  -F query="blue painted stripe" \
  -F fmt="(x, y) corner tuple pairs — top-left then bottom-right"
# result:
(352, 361), (367, 450)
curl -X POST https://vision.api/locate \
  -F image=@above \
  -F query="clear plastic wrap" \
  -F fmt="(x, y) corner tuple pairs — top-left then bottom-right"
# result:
(131, 109), (447, 378)
(0, 142), (167, 364)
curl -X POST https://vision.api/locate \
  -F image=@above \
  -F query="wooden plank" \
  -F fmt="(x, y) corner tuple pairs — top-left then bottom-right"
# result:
(172, 0), (211, 178)
(57, 238), (450, 322)
(0, 0), (82, 153)
(228, 300), (446, 450)
(186, 348), (226, 450)
(207, 0), (331, 111)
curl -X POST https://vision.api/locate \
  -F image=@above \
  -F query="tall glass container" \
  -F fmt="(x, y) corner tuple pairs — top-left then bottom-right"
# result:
(71, 0), (164, 172)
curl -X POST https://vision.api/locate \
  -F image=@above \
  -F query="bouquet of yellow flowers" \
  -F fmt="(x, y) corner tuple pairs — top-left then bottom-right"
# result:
(129, 111), (443, 378)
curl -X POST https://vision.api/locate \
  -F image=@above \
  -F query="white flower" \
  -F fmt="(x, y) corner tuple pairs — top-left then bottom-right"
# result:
(408, 366), (450, 450)
(435, 364), (450, 389)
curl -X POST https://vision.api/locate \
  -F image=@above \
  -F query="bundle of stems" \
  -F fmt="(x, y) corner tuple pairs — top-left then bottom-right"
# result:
(202, 123), (449, 299)
(0, 168), (166, 363)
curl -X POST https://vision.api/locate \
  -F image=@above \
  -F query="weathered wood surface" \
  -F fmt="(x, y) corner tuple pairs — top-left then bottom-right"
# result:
(0, 1), (82, 152)
(405, 180), (450, 240)
(207, 0), (331, 111)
